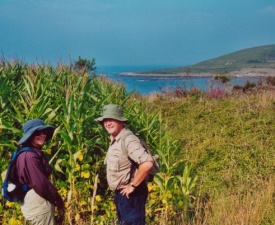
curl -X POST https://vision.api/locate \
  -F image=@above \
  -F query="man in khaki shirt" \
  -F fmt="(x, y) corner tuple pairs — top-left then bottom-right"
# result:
(96, 104), (153, 225)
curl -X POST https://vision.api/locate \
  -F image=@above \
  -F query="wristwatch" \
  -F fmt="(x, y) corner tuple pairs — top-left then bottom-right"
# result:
(130, 182), (137, 188)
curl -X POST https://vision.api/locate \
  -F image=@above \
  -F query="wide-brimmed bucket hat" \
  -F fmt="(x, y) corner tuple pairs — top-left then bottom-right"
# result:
(95, 104), (128, 122)
(18, 119), (55, 145)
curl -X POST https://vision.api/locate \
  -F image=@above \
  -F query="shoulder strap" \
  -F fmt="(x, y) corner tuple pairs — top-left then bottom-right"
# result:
(120, 130), (138, 182)
(2, 147), (37, 202)
(11, 147), (37, 161)
(121, 130), (135, 156)
(121, 131), (154, 156)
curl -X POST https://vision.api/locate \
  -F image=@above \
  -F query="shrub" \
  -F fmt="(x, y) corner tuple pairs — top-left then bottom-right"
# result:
(243, 81), (256, 92)
(214, 74), (231, 83)
(266, 76), (275, 86)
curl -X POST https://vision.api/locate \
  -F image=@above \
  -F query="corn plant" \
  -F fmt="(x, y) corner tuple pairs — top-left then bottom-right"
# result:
(0, 60), (199, 224)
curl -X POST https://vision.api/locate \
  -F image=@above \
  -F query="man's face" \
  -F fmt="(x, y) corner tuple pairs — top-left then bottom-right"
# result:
(103, 119), (124, 138)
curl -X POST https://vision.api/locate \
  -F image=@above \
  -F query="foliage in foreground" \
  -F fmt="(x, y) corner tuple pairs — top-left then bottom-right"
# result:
(0, 60), (197, 225)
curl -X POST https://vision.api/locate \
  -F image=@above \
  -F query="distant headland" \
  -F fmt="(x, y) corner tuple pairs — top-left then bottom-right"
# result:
(123, 44), (275, 77)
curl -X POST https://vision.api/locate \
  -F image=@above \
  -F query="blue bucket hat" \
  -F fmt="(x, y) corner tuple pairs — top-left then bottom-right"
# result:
(95, 104), (128, 122)
(18, 119), (55, 145)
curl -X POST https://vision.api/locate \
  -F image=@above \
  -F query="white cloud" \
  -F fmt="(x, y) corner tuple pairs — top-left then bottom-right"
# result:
(260, 5), (275, 14)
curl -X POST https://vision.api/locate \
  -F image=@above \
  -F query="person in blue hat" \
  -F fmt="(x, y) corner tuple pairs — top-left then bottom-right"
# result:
(16, 119), (64, 225)
(96, 104), (154, 225)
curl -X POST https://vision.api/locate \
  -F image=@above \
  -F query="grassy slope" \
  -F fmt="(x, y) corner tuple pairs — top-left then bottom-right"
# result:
(150, 91), (275, 189)
(145, 89), (275, 223)
(140, 44), (275, 74)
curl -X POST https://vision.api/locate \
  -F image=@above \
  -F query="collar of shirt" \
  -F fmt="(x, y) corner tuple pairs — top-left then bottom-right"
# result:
(110, 128), (126, 144)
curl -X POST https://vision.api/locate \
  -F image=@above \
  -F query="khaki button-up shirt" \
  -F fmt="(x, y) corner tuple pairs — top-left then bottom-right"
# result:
(104, 128), (153, 191)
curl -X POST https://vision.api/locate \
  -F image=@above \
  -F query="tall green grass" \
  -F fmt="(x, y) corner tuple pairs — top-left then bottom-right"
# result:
(0, 60), (196, 224)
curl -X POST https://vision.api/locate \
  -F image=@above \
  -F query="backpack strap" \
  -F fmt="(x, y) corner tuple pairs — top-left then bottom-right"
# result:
(120, 130), (139, 182)
(12, 147), (37, 160)
(121, 131), (154, 157)
(120, 130), (160, 182)
(8, 147), (38, 181)
(9, 147), (37, 173)
(2, 147), (38, 202)
(121, 130), (135, 157)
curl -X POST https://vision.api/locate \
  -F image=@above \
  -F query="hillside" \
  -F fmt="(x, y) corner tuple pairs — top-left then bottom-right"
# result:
(138, 44), (275, 76)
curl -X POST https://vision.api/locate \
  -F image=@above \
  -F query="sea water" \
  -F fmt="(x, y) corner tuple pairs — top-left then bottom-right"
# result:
(96, 66), (264, 95)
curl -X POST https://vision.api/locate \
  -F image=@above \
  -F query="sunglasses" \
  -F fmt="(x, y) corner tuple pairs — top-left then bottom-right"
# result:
(33, 129), (48, 136)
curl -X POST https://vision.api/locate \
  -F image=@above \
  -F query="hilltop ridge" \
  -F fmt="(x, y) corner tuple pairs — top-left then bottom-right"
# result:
(135, 44), (275, 77)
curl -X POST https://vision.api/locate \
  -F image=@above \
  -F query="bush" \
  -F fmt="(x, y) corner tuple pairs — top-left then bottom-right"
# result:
(266, 76), (275, 86)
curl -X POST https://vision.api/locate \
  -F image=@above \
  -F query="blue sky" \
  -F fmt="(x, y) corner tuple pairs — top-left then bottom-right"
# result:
(1, 0), (275, 68)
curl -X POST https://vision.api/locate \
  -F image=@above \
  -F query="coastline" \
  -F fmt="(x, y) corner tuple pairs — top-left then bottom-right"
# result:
(118, 68), (275, 77)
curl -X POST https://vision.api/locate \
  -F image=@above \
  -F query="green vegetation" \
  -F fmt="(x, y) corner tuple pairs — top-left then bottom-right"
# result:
(0, 59), (196, 225)
(0, 59), (274, 224)
(150, 88), (275, 224)
(139, 44), (275, 74)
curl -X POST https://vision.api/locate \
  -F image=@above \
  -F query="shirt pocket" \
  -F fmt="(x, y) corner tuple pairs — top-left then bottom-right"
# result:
(108, 153), (120, 172)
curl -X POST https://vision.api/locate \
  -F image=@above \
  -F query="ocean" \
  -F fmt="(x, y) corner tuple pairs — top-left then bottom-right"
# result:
(96, 66), (264, 95)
